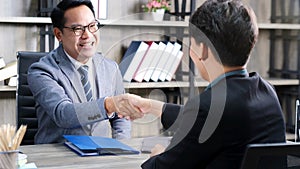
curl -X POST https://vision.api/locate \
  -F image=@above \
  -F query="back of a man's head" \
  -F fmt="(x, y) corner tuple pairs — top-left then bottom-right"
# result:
(190, 0), (259, 67)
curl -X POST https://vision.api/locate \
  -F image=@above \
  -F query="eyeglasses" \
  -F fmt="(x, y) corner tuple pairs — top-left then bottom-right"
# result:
(63, 20), (101, 36)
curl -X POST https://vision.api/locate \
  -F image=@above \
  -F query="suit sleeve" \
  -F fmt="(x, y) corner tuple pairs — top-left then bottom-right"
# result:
(27, 59), (109, 129)
(141, 97), (220, 169)
(161, 103), (182, 130)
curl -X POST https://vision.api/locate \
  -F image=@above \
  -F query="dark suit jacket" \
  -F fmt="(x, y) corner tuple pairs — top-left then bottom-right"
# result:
(28, 45), (131, 144)
(142, 72), (286, 169)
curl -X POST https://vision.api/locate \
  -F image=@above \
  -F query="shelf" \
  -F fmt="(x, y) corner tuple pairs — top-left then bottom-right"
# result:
(0, 85), (16, 92)
(124, 78), (297, 89)
(0, 17), (51, 24)
(258, 23), (300, 30)
(1, 17), (300, 30)
(101, 19), (188, 27)
(0, 17), (187, 27)
(265, 78), (299, 86)
(0, 78), (297, 92)
(124, 81), (207, 89)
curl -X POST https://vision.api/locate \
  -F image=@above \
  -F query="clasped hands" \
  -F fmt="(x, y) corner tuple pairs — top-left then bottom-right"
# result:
(105, 93), (164, 120)
(106, 94), (166, 156)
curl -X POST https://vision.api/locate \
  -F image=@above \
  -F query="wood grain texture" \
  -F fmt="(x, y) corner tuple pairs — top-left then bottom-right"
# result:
(20, 138), (149, 169)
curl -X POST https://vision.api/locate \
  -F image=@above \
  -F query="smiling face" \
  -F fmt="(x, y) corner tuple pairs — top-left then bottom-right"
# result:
(54, 5), (99, 64)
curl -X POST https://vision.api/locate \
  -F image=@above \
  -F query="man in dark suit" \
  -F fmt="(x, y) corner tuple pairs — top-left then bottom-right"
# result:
(27, 0), (142, 144)
(131, 0), (286, 168)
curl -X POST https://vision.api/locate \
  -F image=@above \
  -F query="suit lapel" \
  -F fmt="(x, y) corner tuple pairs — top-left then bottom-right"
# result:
(93, 53), (103, 98)
(55, 46), (87, 102)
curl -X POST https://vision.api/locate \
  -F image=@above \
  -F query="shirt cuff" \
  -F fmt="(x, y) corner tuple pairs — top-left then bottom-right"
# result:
(108, 112), (116, 119)
(97, 97), (112, 120)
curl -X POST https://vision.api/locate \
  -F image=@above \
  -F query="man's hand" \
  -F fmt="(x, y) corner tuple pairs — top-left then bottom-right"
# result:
(105, 93), (165, 120)
(150, 144), (166, 157)
(130, 96), (165, 117)
(105, 94), (144, 120)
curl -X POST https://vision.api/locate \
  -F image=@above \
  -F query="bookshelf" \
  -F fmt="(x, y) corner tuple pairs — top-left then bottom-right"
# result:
(0, 17), (299, 92)
(268, 0), (300, 133)
(0, 12), (299, 137)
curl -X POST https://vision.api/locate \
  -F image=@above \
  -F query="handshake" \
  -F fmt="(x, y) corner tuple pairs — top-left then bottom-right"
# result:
(105, 93), (164, 120)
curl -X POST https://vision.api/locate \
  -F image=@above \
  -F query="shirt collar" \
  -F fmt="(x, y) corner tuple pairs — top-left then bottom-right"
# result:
(205, 69), (248, 91)
(64, 50), (93, 69)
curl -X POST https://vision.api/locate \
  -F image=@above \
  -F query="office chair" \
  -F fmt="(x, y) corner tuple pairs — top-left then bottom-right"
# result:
(16, 51), (47, 145)
(240, 142), (300, 169)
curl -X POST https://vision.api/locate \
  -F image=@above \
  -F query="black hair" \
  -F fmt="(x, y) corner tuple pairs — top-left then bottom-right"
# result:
(189, 0), (259, 66)
(50, 0), (95, 31)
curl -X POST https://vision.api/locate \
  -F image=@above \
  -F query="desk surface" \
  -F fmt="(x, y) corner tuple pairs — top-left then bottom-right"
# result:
(20, 138), (149, 169)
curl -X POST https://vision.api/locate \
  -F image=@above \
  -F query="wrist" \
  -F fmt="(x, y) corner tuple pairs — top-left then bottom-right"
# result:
(104, 97), (116, 116)
(150, 100), (164, 117)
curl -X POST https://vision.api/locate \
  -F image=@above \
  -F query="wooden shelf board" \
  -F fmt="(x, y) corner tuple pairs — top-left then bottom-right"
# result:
(0, 85), (16, 91)
(1, 17), (299, 30)
(0, 78), (297, 92)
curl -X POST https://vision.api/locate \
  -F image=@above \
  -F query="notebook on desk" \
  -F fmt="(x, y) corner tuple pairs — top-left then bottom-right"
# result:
(63, 135), (140, 156)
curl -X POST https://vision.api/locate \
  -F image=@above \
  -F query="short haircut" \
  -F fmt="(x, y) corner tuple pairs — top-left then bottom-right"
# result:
(50, 0), (95, 31)
(189, 0), (259, 67)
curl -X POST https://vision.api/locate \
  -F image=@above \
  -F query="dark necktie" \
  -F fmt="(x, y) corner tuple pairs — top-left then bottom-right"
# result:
(78, 65), (93, 101)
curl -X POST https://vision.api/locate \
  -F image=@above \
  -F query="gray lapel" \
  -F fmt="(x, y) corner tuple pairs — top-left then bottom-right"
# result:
(55, 46), (87, 102)
(93, 53), (104, 98)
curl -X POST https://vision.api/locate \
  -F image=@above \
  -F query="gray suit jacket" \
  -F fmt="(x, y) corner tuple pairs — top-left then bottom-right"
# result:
(28, 45), (131, 144)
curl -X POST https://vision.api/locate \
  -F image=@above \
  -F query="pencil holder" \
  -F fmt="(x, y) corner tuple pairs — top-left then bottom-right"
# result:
(0, 150), (19, 169)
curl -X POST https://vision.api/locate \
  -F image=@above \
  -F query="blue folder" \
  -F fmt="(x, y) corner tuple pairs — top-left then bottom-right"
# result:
(63, 135), (140, 156)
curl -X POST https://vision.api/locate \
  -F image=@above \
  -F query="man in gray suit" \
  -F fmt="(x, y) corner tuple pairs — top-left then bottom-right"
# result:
(28, 0), (142, 144)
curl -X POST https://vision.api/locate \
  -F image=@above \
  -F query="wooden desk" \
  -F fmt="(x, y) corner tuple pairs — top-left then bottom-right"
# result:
(19, 138), (149, 169)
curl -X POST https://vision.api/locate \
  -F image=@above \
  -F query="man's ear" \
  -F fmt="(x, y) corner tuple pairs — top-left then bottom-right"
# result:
(199, 43), (208, 61)
(53, 27), (62, 42)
